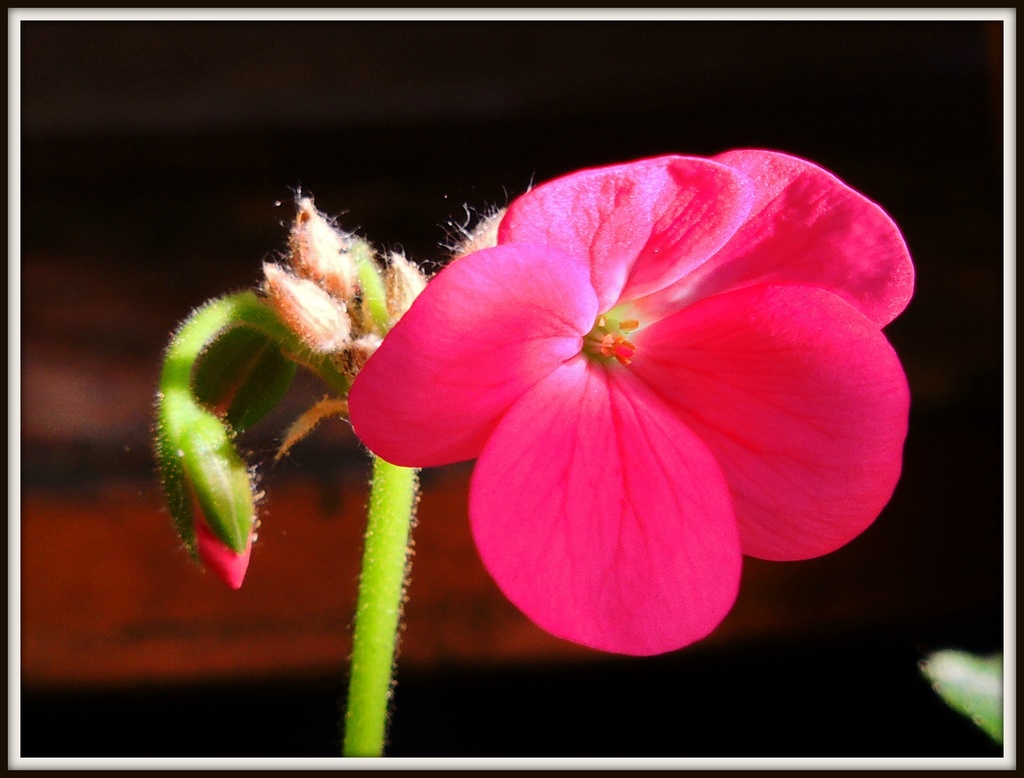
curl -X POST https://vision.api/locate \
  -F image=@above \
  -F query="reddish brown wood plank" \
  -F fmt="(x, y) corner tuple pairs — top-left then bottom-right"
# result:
(21, 419), (1003, 690)
(20, 469), (590, 688)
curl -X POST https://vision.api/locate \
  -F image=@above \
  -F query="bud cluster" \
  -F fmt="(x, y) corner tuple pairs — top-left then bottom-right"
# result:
(260, 198), (431, 460)
(262, 197), (429, 373)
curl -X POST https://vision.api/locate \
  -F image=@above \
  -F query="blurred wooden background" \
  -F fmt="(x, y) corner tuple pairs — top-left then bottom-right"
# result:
(17, 18), (1005, 758)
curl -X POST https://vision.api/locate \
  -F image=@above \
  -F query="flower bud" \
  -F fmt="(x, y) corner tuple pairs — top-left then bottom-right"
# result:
(347, 333), (383, 373)
(289, 197), (359, 301)
(450, 207), (505, 260)
(385, 251), (428, 322)
(194, 511), (252, 591)
(263, 262), (351, 353)
(155, 395), (257, 589)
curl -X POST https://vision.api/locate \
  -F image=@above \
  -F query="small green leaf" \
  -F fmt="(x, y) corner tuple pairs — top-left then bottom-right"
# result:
(921, 650), (1003, 745)
(193, 325), (297, 432)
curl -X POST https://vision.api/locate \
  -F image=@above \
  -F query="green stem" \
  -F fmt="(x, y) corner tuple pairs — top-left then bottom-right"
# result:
(343, 456), (420, 757)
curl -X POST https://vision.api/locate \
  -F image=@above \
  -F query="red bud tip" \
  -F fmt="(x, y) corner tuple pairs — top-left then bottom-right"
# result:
(195, 518), (252, 590)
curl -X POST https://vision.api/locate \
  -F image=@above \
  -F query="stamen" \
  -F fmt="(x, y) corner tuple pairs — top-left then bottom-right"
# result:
(583, 313), (639, 367)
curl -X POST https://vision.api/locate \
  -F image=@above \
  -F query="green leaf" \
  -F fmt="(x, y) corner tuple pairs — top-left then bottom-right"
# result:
(193, 325), (297, 432)
(920, 650), (1003, 745)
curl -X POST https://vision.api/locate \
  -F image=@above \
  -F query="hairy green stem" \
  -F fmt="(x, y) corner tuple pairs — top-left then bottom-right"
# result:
(343, 457), (420, 757)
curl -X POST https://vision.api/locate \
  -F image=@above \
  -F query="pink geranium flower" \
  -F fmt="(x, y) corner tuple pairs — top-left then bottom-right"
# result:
(348, 150), (914, 656)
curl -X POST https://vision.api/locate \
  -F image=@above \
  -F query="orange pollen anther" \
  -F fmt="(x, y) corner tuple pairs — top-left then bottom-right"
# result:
(601, 334), (636, 366)
(584, 315), (640, 367)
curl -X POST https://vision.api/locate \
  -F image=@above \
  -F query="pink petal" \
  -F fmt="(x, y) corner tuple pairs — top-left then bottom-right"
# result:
(349, 243), (597, 468)
(469, 358), (741, 656)
(498, 155), (755, 312)
(195, 517), (251, 590)
(630, 284), (910, 561)
(636, 149), (914, 327)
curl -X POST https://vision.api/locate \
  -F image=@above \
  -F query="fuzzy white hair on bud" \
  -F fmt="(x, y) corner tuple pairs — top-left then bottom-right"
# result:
(262, 262), (352, 353)
(445, 205), (507, 260)
(289, 197), (359, 301)
(385, 251), (429, 322)
(347, 333), (384, 373)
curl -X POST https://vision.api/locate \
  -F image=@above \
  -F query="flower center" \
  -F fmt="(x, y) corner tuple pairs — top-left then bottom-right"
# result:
(583, 314), (639, 367)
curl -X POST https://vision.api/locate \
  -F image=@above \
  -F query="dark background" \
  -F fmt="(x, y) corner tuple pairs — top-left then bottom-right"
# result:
(18, 19), (1005, 760)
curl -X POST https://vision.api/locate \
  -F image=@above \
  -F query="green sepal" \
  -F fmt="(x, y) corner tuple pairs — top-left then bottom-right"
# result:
(178, 411), (255, 552)
(156, 371), (255, 556)
(350, 239), (392, 333)
(193, 325), (297, 433)
(154, 409), (197, 555)
(921, 650), (1003, 744)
